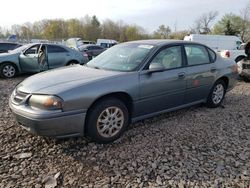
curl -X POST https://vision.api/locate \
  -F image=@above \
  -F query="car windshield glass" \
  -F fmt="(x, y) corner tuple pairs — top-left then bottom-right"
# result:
(9, 44), (32, 53)
(87, 43), (154, 71)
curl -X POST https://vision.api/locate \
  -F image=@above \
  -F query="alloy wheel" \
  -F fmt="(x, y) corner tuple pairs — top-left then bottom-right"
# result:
(96, 106), (124, 138)
(212, 84), (224, 104)
(3, 65), (16, 78)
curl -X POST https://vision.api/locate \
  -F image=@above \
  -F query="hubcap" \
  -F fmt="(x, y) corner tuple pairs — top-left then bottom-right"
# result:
(3, 65), (15, 78)
(212, 84), (224, 104)
(97, 106), (124, 138)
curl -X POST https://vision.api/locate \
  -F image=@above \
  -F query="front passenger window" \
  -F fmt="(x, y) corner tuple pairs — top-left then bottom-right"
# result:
(150, 46), (182, 69)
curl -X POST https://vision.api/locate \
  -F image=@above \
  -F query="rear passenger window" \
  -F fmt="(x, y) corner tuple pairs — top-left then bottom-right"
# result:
(47, 45), (68, 53)
(184, 45), (210, 66)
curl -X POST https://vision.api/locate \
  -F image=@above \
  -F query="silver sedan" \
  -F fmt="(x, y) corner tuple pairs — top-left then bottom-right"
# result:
(9, 40), (238, 143)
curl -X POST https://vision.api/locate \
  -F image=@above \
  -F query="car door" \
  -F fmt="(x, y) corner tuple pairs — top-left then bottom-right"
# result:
(47, 45), (69, 69)
(136, 45), (187, 117)
(183, 44), (217, 104)
(19, 44), (41, 73)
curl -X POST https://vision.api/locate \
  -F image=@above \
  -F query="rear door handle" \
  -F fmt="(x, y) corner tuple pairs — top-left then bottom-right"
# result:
(210, 67), (217, 72)
(178, 72), (185, 78)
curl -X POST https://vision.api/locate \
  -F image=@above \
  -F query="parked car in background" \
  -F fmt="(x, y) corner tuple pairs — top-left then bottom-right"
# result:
(0, 43), (88, 78)
(0, 42), (22, 53)
(237, 42), (250, 80)
(220, 43), (247, 63)
(9, 40), (238, 143)
(96, 39), (118, 48)
(65, 38), (95, 50)
(82, 44), (105, 60)
(65, 38), (91, 59)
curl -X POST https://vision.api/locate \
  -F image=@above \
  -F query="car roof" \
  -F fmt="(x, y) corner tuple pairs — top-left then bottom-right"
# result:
(125, 39), (205, 47)
(0, 42), (20, 45)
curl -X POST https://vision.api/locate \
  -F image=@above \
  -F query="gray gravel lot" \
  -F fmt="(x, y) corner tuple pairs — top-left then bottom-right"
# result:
(0, 76), (250, 188)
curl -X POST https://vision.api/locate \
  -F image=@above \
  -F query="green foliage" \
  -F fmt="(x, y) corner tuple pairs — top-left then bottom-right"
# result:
(153, 25), (171, 39)
(212, 14), (243, 35)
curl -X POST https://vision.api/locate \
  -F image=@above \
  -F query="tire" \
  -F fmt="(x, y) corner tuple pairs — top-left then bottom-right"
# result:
(86, 98), (129, 143)
(67, 61), (78, 66)
(0, 63), (17, 78)
(206, 80), (226, 108)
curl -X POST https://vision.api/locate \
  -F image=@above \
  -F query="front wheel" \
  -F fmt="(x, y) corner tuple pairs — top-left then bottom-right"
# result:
(0, 63), (17, 78)
(86, 98), (129, 143)
(206, 80), (226, 108)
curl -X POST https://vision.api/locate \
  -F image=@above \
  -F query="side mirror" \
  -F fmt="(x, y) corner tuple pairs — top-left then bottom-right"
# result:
(148, 63), (165, 73)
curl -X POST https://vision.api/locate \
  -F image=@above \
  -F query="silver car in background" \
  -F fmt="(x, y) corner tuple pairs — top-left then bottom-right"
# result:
(9, 40), (238, 143)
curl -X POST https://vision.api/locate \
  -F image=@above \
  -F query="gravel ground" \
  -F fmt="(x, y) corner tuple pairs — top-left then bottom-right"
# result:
(0, 76), (250, 188)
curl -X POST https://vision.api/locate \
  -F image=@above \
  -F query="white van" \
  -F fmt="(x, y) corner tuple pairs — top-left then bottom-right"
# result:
(183, 34), (242, 51)
(96, 39), (118, 48)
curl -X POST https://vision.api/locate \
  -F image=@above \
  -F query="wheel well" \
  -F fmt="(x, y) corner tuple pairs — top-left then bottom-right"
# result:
(84, 92), (133, 133)
(235, 55), (246, 62)
(218, 76), (229, 89)
(66, 60), (79, 65)
(1, 62), (19, 73)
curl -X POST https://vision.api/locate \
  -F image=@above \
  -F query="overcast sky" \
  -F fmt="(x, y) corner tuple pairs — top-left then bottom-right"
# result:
(0, 0), (249, 32)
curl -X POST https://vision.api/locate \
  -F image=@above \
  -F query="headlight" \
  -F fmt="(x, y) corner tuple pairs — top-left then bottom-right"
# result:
(28, 95), (63, 110)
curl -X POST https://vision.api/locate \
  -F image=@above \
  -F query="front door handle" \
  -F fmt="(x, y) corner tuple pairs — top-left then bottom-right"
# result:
(210, 67), (217, 72)
(178, 72), (185, 78)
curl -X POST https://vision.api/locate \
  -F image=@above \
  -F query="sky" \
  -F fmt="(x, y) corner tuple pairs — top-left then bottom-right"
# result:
(0, 0), (249, 33)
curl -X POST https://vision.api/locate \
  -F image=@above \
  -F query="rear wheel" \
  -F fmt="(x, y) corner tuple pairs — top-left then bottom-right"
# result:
(86, 98), (129, 143)
(206, 80), (226, 108)
(67, 60), (79, 66)
(0, 63), (17, 78)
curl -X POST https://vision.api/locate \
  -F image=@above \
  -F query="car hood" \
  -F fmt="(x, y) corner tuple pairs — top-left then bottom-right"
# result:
(17, 65), (124, 93)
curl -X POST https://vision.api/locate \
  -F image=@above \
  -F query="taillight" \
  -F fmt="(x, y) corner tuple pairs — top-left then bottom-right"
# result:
(225, 51), (230, 58)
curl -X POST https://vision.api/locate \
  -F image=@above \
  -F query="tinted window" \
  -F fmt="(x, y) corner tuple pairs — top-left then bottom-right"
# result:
(88, 46), (102, 50)
(0, 43), (18, 51)
(150, 46), (182, 69)
(47, 45), (68, 53)
(184, 45), (210, 66)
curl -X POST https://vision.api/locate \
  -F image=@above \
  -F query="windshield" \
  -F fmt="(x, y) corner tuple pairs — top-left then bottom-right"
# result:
(87, 43), (154, 71)
(9, 44), (33, 53)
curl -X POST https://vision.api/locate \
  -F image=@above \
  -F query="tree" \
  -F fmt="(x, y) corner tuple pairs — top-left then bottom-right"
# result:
(42, 19), (67, 40)
(153, 25), (171, 39)
(212, 14), (244, 37)
(194, 11), (218, 34)
(81, 15), (101, 41)
(169, 30), (190, 40)
(67, 19), (83, 38)
(239, 2), (250, 42)
(101, 19), (121, 41)
(0, 26), (4, 38)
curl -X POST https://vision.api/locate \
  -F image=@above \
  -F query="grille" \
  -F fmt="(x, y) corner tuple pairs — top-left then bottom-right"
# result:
(13, 90), (29, 104)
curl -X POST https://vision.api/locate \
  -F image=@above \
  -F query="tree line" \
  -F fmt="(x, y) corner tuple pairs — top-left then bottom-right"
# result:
(0, 3), (250, 43)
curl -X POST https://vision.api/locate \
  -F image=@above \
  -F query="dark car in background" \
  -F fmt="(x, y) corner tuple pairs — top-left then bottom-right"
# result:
(82, 44), (106, 60)
(0, 42), (22, 53)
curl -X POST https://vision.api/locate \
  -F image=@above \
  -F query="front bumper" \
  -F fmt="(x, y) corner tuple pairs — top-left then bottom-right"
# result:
(9, 100), (87, 138)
